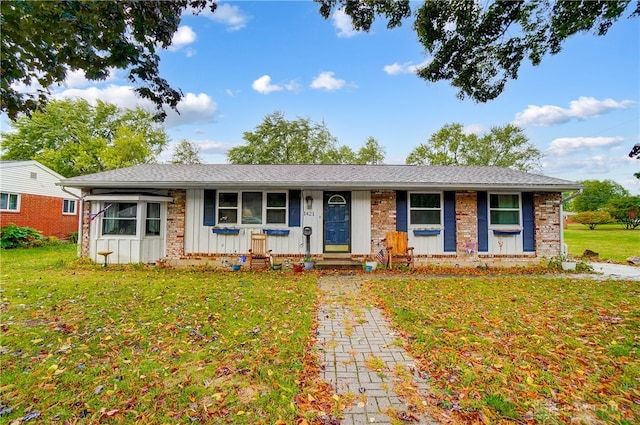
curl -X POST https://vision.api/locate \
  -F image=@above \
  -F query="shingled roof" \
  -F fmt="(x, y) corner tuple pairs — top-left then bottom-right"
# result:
(60, 164), (580, 191)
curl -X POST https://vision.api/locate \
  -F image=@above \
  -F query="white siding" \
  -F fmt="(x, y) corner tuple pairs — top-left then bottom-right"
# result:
(408, 232), (444, 254)
(0, 161), (80, 198)
(88, 198), (167, 264)
(185, 189), (308, 257)
(351, 191), (371, 255)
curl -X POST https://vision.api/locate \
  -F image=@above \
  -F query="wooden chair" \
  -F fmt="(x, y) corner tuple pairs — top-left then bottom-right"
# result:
(383, 231), (415, 270)
(248, 232), (271, 270)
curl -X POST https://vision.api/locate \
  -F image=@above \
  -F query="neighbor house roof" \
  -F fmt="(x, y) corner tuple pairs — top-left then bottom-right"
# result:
(59, 164), (581, 191)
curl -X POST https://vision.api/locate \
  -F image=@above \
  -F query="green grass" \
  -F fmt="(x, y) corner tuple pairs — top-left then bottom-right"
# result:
(0, 245), (316, 424)
(564, 223), (639, 262)
(365, 276), (640, 424)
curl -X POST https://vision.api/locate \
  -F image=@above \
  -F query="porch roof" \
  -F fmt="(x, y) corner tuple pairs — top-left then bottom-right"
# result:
(60, 164), (581, 191)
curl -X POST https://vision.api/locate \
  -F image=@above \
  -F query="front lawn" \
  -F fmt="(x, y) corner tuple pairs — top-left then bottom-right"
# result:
(0, 245), (316, 424)
(365, 276), (640, 424)
(564, 223), (638, 262)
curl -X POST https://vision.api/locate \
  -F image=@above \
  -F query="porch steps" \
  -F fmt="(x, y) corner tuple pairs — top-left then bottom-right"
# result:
(315, 255), (363, 271)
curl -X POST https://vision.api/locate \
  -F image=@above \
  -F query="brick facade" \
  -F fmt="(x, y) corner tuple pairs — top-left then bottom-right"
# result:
(534, 192), (562, 258)
(166, 189), (186, 258)
(0, 193), (79, 239)
(80, 190), (91, 258)
(369, 190), (396, 252)
(455, 191), (478, 256)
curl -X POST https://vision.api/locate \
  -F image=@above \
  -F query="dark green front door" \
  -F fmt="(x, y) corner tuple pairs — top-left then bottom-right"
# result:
(323, 192), (350, 253)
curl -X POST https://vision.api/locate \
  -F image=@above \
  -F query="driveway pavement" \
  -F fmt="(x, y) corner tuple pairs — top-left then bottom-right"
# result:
(586, 262), (640, 280)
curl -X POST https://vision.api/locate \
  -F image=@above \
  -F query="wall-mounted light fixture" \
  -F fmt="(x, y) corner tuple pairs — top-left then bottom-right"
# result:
(305, 195), (313, 210)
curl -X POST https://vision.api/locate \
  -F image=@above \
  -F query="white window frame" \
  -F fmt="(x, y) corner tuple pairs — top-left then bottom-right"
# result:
(101, 202), (138, 236)
(145, 202), (162, 237)
(216, 190), (288, 226)
(488, 193), (522, 228)
(63, 199), (77, 215)
(408, 192), (443, 227)
(0, 192), (20, 212)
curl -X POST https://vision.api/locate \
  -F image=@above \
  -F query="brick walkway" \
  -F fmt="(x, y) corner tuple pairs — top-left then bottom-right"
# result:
(316, 275), (440, 425)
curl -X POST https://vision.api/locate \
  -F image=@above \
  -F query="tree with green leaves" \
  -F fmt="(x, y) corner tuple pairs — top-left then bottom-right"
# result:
(228, 111), (385, 165)
(606, 196), (640, 229)
(356, 137), (386, 165)
(170, 140), (203, 164)
(405, 123), (542, 171)
(1, 0), (216, 120)
(0, 99), (168, 177)
(319, 0), (639, 102)
(571, 179), (630, 212)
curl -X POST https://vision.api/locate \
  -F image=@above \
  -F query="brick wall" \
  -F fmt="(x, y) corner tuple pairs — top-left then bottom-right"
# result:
(165, 189), (186, 258)
(455, 191), (478, 256)
(534, 192), (562, 257)
(0, 193), (79, 239)
(80, 190), (91, 258)
(370, 190), (396, 253)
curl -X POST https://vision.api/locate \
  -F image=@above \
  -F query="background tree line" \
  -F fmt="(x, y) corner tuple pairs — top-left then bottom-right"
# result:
(565, 180), (639, 230)
(1, 99), (541, 174)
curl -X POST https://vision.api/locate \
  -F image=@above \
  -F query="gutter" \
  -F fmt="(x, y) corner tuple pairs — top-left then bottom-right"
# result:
(60, 186), (83, 258)
(559, 188), (583, 257)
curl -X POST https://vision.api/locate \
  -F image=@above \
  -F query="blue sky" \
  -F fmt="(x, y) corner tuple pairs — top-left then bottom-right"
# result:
(8, 1), (640, 193)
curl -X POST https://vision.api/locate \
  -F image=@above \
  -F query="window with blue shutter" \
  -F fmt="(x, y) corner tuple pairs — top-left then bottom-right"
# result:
(522, 192), (535, 252)
(477, 191), (488, 252)
(443, 191), (456, 252)
(288, 190), (301, 227)
(396, 191), (408, 231)
(203, 190), (216, 226)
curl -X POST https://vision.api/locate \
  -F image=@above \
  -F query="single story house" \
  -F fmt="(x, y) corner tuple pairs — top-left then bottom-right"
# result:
(0, 160), (81, 239)
(59, 164), (581, 266)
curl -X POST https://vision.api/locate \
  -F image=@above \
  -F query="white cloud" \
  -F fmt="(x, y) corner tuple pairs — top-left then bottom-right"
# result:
(169, 25), (197, 51)
(332, 8), (359, 38)
(547, 136), (626, 156)
(543, 154), (624, 176)
(252, 75), (283, 94)
(513, 97), (636, 127)
(55, 84), (217, 128)
(251, 75), (298, 95)
(463, 124), (484, 135)
(198, 3), (249, 31)
(198, 139), (234, 155)
(383, 60), (430, 75)
(310, 72), (346, 91)
(164, 92), (217, 127)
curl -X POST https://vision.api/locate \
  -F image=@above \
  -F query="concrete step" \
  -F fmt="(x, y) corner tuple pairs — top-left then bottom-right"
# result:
(315, 257), (363, 271)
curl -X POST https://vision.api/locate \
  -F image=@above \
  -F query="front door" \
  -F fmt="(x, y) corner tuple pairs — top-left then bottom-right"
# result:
(323, 192), (350, 253)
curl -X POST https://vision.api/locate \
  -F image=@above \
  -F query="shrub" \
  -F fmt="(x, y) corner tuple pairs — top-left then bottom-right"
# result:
(572, 211), (613, 230)
(0, 223), (43, 249)
(69, 231), (79, 243)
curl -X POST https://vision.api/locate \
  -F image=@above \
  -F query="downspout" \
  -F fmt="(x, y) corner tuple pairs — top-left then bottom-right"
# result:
(559, 189), (583, 257)
(61, 186), (83, 258)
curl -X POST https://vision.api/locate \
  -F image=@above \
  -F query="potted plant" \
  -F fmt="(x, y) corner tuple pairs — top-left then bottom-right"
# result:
(303, 256), (315, 270)
(561, 257), (577, 271)
(364, 258), (377, 271)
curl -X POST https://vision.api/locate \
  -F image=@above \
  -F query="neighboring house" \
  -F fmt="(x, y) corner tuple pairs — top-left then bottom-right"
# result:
(0, 160), (81, 239)
(59, 164), (581, 266)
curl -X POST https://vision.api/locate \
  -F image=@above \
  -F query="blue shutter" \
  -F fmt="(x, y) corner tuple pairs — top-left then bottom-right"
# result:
(477, 191), (488, 252)
(396, 191), (408, 231)
(443, 191), (457, 252)
(288, 190), (301, 227)
(522, 192), (535, 252)
(203, 190), (216, 226)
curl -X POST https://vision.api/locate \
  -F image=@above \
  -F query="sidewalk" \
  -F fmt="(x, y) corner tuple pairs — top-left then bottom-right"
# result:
(316, 275), (440, 425)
